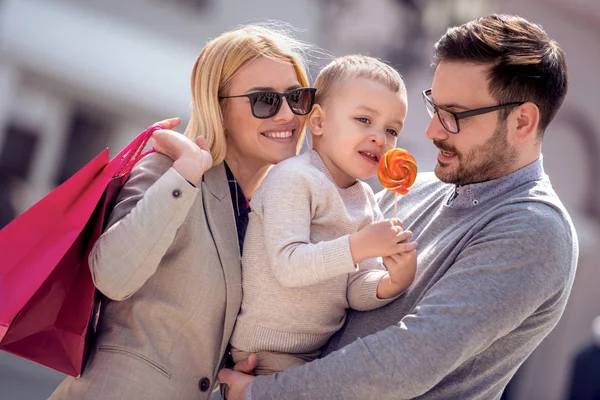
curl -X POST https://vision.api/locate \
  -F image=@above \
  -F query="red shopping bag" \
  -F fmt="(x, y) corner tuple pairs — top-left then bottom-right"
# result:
(0, 124), (161, 377)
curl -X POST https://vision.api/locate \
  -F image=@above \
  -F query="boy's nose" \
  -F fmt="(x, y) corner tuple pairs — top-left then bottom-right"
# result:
(371, 130), (387, 145)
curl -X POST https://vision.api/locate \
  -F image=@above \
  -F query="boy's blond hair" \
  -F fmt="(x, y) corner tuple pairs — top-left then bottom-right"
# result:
(314, 55), (406, 105)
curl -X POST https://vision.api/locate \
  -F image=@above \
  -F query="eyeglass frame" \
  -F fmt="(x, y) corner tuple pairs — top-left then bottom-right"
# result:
(422, 88), (526, 134)
(219, 88), (317, 119)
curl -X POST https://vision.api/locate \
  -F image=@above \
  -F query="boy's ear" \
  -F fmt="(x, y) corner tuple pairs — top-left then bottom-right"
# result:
(308, 104), (325, 136)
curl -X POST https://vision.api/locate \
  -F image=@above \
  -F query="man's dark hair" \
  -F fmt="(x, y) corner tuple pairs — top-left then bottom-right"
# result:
(433, 14), (568, 135)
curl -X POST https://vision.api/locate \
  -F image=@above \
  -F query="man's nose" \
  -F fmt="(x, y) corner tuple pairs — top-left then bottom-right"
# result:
(425, 115), (450, 142)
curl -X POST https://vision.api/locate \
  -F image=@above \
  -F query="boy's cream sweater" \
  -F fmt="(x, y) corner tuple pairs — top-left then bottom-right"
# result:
(230, 150), (397, 354)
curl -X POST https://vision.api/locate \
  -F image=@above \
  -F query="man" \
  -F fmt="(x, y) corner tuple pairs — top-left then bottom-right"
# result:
(219, 14), (578, 399)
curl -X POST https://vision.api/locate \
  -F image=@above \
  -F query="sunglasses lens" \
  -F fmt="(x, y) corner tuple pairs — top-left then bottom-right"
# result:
(252, 92), (281, 118)
(287, 89), (314, 115)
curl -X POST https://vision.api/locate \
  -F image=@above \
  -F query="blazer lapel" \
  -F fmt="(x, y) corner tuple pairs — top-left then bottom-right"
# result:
(201, 163), (242, 361)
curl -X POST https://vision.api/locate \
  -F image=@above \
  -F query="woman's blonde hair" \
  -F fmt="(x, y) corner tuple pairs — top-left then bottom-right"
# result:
(184, 23), (312, 165)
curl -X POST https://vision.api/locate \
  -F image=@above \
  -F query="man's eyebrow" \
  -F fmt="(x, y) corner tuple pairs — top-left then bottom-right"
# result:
(431, 95), (470, 111)
(442, 103), (470, 111)
(245, 84), (301, 93)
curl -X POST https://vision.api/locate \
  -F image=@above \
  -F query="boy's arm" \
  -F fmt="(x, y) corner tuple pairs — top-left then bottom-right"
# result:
(346, 260), (401, 311)
(257, 168), (358, 288)
(248, 206), (576, 399)
(346, 188), (412, 310)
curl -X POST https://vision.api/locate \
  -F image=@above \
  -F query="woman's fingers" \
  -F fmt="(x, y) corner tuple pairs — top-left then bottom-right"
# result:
(151, 129), (194, 160)
(196, 135), (209, 151)
(154, 117), (181, 129)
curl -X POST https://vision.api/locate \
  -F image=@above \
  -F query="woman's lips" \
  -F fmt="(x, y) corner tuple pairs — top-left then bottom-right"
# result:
(261, 129), (295, 142)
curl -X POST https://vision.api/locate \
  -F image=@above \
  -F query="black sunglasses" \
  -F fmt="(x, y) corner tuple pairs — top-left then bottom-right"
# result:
(422, 89), (525, 134)
(219, 88), (317, 119)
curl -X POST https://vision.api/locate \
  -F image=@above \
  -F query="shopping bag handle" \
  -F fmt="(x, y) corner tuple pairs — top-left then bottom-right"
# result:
(113, 124), (162, 182)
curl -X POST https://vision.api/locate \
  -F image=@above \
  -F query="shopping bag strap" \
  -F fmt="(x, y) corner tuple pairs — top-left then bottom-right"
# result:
(114, 124), (162, 183)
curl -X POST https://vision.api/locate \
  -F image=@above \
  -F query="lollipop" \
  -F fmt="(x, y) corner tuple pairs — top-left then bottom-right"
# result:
(378, 148), (418, 217)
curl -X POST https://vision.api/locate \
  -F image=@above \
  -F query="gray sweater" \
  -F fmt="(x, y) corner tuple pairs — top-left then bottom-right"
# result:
(249, 158), (578, 399)
(231, 150), (395, 354)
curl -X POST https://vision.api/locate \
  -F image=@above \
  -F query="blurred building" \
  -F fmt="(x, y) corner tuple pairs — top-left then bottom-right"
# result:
(0, 0), (319, 212)
(0, 0), (599, 399)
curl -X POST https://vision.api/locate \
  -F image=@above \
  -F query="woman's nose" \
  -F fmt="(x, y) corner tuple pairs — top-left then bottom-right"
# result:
(272, 97), (295, 121)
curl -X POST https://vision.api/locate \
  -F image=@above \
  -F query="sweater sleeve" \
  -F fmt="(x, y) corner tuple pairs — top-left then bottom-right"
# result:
(256, 166), (358, 288)
(346, 265), (397, 311)
(89, 153), (198, 300)
(347, 188), (398, 311)
(249, 205), (576, 399)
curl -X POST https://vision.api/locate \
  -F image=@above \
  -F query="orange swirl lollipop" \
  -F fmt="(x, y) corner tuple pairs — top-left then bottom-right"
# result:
(378, 148), (418, 196)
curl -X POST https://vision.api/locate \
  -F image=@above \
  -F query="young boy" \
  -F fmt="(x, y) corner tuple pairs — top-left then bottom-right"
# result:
(229, 55), (416, 375)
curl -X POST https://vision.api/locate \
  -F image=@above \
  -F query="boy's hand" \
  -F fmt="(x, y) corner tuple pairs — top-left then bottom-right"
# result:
(349, 218), (413, 264)
(151, 129), (213, 185)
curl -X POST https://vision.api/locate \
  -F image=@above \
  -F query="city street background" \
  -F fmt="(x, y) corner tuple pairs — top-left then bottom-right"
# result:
(1, 0), (599, 399)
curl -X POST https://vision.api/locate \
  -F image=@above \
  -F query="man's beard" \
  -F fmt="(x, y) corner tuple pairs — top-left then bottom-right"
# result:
(433, 120), (519, 185)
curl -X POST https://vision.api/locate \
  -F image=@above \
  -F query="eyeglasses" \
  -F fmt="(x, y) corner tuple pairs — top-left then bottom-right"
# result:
(219, 88), (317, 119)
(422, 89), (525, 134)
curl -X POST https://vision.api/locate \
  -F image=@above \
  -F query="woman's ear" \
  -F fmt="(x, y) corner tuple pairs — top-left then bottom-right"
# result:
(308, 104), (325, 137)
(513, 102), (540, 143)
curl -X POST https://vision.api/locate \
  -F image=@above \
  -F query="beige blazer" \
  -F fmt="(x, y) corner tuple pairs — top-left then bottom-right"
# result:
(50, 153), (242, 400)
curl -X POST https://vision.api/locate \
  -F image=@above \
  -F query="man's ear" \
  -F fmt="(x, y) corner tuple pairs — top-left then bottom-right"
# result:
(513, 102), (540, 143)
(308, 104), (325, 137)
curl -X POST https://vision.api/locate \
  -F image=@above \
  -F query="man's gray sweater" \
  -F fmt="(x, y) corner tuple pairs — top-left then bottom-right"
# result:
(250, 159), (578, 399)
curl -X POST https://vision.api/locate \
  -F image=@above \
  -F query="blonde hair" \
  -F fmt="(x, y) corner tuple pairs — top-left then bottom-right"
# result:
(314, 55), (406, 106)
(184, 23), (311, 165)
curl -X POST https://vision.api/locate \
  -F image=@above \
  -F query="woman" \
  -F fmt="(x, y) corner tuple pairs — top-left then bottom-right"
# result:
(50, 24), (314, 400)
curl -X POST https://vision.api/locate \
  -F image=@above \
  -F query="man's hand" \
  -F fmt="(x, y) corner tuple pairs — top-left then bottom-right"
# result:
(218, 354), (258, 400)
(150, 118), (213, 185)
(385, 248), (417, 285)
(377, 247), (418, 298)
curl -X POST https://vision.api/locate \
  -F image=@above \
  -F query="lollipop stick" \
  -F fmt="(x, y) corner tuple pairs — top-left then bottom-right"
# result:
(390, 192), (398, 285)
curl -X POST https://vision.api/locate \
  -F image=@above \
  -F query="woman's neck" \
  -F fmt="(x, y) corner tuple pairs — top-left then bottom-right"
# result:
(224, 155), (271, 199)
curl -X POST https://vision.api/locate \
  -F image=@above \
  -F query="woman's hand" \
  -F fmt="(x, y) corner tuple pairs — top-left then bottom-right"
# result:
(151, 117), (213, 185)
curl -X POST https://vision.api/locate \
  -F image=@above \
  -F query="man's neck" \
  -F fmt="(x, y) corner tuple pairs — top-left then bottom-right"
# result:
(506, 148), (541, 179)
